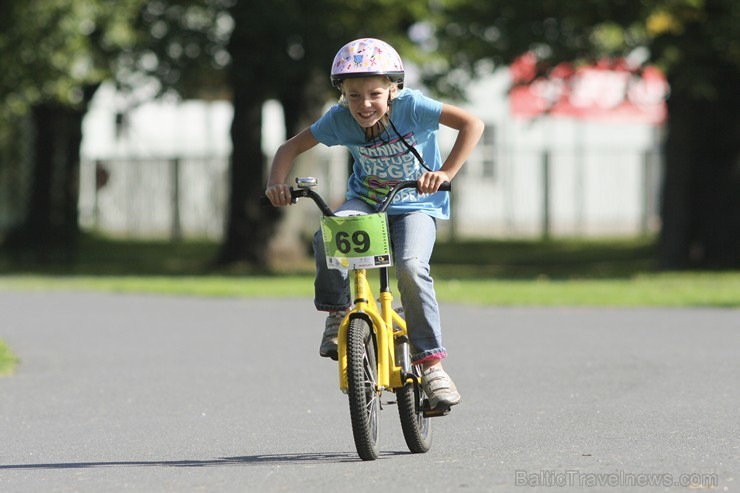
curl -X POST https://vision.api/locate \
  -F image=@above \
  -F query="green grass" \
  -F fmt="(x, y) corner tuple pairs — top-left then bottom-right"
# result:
(0, 275), (315, 298)
(1, 234), (739, 308)
(0, 339), (19, 376)
(3, 272), (738, 307)
(434, 272), (740, 307)
(430, 238), (740, 307)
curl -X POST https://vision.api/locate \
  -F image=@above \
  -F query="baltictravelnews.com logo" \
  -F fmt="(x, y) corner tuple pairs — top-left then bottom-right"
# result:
(514, 469), (719, 488)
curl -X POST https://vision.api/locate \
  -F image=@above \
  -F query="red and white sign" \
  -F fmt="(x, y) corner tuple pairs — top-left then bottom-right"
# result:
(509, 53), (668, 124)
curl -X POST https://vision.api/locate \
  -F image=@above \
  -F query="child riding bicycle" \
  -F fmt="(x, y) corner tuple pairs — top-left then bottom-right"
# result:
(265, 38), (484, 410)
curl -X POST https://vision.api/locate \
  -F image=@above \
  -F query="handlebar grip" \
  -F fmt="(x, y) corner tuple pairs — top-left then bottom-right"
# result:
(259, 187), (302, 208)
(259, 195), (273, 207)
(438, 181), (451, 192)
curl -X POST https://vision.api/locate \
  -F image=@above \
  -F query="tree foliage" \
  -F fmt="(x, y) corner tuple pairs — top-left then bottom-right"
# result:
(0, 0), (231, 113)
(128, 0), (234, 100)
(427, 0), (740, 92)
(3, 0), (738, 269)
(429, 0), (740, 268)
(0, 0), (231, 258)
(0, 0), (154, 119)
(0, 0), (145, 257)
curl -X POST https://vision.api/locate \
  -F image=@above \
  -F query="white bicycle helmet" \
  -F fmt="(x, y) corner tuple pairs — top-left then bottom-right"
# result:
(330, 38), (404, 88)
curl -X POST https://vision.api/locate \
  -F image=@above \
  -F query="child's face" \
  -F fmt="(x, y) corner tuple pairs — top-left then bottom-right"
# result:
(342, 77), (395, 128)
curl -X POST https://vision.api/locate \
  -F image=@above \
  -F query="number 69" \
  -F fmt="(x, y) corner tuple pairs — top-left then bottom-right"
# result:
(336, 230), (370, 254)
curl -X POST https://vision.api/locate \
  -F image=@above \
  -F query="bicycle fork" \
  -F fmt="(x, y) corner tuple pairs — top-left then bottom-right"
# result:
(337, 268), (409, 392)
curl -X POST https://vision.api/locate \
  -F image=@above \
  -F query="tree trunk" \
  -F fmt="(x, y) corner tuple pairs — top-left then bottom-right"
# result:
(659, 88), (695, 269)
(279, 73), (327, 138)
(216, 84), (281, 266)
(659, 69), (740, 269)
(3, 102), (86, 261)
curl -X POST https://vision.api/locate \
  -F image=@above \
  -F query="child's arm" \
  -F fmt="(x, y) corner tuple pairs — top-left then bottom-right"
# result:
(265, 128), (319, 206)
(417, 104), (485, 194)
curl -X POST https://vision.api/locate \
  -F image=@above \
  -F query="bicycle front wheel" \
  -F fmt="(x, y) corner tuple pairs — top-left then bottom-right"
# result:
(346, 316), (381, 461)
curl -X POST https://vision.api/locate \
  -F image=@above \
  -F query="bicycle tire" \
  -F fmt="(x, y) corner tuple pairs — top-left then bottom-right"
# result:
(346, 316), (381, 461)
(397, 361), (433, 453)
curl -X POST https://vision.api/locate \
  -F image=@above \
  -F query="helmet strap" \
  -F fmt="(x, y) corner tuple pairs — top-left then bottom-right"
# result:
(387, 117), (433, 173)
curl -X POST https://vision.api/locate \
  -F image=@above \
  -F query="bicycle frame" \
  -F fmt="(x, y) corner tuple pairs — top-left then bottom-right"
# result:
(262, 178), (450, 394)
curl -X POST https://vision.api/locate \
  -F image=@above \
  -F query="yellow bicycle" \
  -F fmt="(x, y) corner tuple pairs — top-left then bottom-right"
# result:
(263, 177), (451, 461)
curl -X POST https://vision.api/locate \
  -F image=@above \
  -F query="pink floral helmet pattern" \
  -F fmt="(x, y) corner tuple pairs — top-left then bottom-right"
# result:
(330, 38), (404, 88)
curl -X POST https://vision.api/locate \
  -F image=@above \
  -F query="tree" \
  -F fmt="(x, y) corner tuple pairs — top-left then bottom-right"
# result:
(1, 0), (429, 267)
(429, 0), (740, 268)
(218, 0), (428, 266)
(128, 0), (233, 101)
(0, 0), (232, 260)
(650, 1), (740, 269)
(0, 0), (145, 259)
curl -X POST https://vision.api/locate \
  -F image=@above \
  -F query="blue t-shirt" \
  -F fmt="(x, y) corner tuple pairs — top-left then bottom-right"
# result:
(310, 89), (448, 219)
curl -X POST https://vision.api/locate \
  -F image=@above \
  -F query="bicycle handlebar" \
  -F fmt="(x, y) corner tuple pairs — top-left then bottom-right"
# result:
(259, 179), (451, 216)
(379, 180), (450, 213)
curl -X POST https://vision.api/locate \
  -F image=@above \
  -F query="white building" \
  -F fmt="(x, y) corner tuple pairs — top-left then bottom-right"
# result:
(80, 66), (664, 241)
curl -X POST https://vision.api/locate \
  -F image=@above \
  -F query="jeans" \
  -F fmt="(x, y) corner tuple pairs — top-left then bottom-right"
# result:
(313, 199), (447, 364)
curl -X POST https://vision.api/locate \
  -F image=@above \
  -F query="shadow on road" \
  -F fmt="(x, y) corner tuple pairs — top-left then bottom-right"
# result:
(0, 451), (413, 469)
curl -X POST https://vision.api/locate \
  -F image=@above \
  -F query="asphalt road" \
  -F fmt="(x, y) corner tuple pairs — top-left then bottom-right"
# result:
(0, 292), (738, 492)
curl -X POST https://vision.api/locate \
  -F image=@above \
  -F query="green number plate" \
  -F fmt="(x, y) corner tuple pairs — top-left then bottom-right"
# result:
(320, 213), (392, 270)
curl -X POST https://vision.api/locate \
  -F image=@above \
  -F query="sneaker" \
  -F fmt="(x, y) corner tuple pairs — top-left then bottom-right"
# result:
(319, 311), (345, 360)
(422, 366), (462, 409)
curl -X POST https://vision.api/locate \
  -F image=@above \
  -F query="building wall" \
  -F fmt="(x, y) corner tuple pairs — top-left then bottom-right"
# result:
(79, 71), (663, 241)
(439, 69), (662, 239)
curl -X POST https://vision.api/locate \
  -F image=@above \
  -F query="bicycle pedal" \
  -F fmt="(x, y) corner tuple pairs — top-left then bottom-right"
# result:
(422, 403), (452, 418)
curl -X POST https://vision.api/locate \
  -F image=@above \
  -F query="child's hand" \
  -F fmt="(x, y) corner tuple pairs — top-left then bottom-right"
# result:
(417, 171), (451, 194)
(265, 183), (292, 206)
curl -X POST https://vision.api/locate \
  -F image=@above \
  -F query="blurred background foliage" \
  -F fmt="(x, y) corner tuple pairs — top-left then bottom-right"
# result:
(1, 0), (738, 271)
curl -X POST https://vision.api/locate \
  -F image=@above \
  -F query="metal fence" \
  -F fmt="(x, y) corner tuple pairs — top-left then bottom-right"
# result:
(450, 146), (662, 239)
(79, 156), (229, 240)
(78, 146), (661, 242)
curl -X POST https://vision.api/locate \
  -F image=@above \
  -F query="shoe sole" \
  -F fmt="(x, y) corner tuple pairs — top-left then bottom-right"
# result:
(320, 348), (338, 361)
(423, 402), (453, 418)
